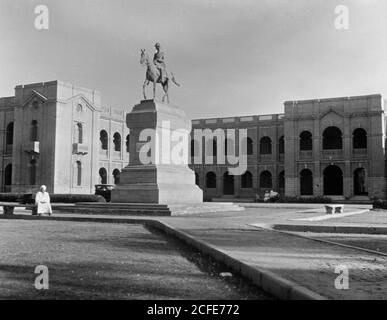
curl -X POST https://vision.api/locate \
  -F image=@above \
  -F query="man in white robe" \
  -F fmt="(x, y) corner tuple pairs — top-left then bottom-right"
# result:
(35, 185), (52, 216)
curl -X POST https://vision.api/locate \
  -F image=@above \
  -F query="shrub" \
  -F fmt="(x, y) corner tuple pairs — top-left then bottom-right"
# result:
(277, 196), (333, 204)
(50, 194), (106, 203)
(373, 199), (387, 209)
(0, 193), (23, 202)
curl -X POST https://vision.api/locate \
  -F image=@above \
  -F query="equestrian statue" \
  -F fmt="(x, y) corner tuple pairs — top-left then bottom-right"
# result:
(140, 43), (180, 103)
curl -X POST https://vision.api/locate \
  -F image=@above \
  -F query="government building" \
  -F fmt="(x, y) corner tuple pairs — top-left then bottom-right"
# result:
(0, 80), (386, 201)
(0, 81), (129, 194)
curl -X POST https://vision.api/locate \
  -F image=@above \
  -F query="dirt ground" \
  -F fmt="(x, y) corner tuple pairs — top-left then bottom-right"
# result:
(0, 220), (272, 300)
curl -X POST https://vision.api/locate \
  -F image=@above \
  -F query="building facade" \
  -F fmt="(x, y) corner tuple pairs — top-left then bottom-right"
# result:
(190, 94), (386, 201)
(1, 81), (386, 200)
(0, 81), (129, 194)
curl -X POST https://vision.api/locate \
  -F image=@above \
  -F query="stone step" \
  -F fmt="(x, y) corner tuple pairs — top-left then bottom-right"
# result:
(53, 202), (244, 216)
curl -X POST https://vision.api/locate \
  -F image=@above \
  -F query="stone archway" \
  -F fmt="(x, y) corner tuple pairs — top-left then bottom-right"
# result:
(323, 165), (343, 195)
(223, 171), (234, 195)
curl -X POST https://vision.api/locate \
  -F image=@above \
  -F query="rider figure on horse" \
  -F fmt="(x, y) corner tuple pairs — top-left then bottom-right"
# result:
(153, 43), (168, 83)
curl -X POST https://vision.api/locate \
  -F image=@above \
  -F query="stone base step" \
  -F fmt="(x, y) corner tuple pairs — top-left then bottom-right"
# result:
(211, 197), (255, 203)
(53, 202), (244, 216)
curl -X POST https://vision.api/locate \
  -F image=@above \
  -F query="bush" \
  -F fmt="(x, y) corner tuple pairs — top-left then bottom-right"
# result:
(50, 194), (106, 203)
(277, 196), (333, 204)
(373, 199), (387, 209)
(0, 193), (23, 202)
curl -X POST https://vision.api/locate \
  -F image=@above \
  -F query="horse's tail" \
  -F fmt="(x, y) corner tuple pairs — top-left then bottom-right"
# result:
(170, 72), (180, 87)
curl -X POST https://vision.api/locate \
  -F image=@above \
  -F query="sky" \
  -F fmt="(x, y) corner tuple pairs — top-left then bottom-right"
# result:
(1, 0), (387, 119)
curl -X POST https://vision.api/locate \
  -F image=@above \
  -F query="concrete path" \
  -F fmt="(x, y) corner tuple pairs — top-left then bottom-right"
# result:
(1, 204), (386, 300)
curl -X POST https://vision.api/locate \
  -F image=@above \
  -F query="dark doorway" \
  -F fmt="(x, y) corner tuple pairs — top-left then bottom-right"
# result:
(354, 168), (367, 195)
(323, 165), (343, 195)
(300, 169), (313, 195)
(223, 171), (234, 195)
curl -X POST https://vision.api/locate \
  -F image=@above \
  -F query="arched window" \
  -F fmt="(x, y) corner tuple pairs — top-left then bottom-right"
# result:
(279, 170), (285, 189)
(260, 171), (272, 188)
(77, 123), (83, 144)
(4, 164), (12, 188)
(353, 128), (367, 149)
(224, 138), (235, 156)
(30, 159), (37, 185)
(76, 161), (82, 186)
(113, 169), (120, 185)
(260, 137), (272, 155)
(299, 131), (312, 151)
(113, 132), (121, 152)
(323, 126), (342, 150)
(31, 120), (38, 141)
(246, 137), (253, 155)
(279, 136), (284, 154)
(241, 171), (253, 188)
(99, 167), (107, 184)
(100, 130), (108, 150)
(206, 172), (216, 188)
(212, 138), (217, 157)
(126, 134), (130, 152)
(6, 122), (13, 145)
(300, 169), (313, 195)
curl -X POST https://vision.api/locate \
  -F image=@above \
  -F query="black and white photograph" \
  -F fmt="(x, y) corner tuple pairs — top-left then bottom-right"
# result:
(0, 0), (386, 310)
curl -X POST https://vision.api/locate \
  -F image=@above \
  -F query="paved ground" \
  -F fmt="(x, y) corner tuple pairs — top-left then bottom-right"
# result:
(2, 204), (387, 299)
(0, 220), (272, 300)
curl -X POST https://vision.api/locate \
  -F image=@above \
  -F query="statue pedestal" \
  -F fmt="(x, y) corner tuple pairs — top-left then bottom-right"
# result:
(111, 100), (203, 204)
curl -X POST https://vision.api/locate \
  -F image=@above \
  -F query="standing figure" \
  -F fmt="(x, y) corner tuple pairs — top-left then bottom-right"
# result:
(35, 185), (52, 216)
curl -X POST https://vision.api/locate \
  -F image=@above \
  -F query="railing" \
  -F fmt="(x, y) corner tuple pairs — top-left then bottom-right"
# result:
(299, 150), (312, 160)
(260, 154), (272, 162)
(321, 149), (343, 159)
(352, 148), (367, 158)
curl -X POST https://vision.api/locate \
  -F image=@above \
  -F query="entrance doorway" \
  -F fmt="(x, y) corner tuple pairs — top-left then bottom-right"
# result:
(323, 165), (343, 195)
(223, 172), (234, 195)
(354, 168), (367, 195)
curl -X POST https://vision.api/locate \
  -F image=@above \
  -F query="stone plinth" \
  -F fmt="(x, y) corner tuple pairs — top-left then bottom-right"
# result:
(111, 100), (203, 204)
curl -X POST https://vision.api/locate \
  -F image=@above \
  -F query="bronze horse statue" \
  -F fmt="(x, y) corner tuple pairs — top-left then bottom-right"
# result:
(140, 49), (180, 103)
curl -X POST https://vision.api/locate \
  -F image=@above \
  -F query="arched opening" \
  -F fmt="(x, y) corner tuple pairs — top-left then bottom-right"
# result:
(113, 132), (121, 152)
(246, 137), (253, 155)
(323, 127), (342, 150)
(99, 167), (107, 184)
(30, 159), (37, 185)
(279, 170), (285, 190)
(194, 172), (199, 186)
(260, 137), (272, 155)
(6, 122), (13, 145)
(100, 130), (108, 150)
(300, 169), (313, 195)
(323, 165), (343, 195)
(206, 172), (216, 188)
(223, 171), (234, 195)
(76, 161), (82, 186)
(31, 120), (38, 141)
(300, 131), (312, 151)
(354, 168), (367, 195)
(126, 134), (130, 152)
(77, 123), (83, 144)
(260, 171), (272, 189)
(113, 169), (121, 185)
(279, 136), (284, 154)
(353, 128), (367, 149)
(241, 171), (253, 188)
(4, 164), (12, 192)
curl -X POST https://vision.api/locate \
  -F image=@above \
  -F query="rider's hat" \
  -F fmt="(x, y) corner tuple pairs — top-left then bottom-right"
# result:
(155, 42), (161, 48)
